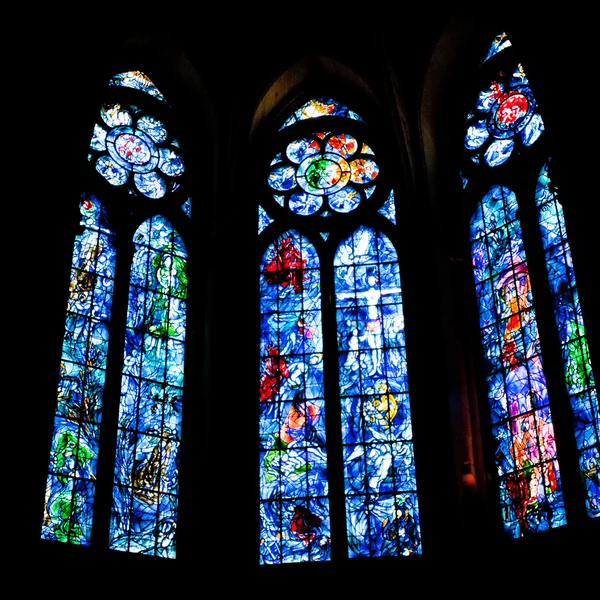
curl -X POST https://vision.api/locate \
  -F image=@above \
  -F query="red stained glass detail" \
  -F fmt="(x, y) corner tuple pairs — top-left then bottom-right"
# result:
(264, 237), (307, 293)
(495, 92), (528, 127)
(259, 345), (290, 402)
(115, 133), (151, 165)
(489, 81), (504, 99)
(290, 505), (323, 543)
(279, 397), (320, 444)
(497, 263), (531, 368)
(328, 134), (357, 156)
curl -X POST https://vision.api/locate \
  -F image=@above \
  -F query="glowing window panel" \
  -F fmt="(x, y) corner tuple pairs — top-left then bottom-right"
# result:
(470, 184), (567, 537)
(182, 197), (192, 218)
(335, 226), (421, 557)
(41, 194), (117, 545)
(258, 206), (274, 234)
(109, 71), (167, 103)
(378, 190), (396, 224)
(280, 97), (365, 129)
(535, 163), (599, 518)
(90, 99), (185, 200)
(109, 216), (188, 558)
(268, 132), (378, 217)
(464, 62), (544, 167)
(258, 230), (330, 564)
(482, 32), (512, 63)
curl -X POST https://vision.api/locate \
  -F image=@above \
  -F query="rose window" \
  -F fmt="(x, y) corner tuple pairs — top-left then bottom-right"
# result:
(268, 132), (379, 216)
(89, 103), (185, 199)
(464, 64), (544, 167)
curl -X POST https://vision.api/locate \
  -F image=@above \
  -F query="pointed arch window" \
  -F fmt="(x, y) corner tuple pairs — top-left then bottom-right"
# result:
(463, 33), (598, 538)
(258, 97), (422, 563)
(41, 70), (191, 558)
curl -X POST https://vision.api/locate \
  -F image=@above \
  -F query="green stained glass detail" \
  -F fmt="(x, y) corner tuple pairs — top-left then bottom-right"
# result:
(41, 194), (116, 546)
(535, 162), (599, 518)
(109, 216), (187, 558)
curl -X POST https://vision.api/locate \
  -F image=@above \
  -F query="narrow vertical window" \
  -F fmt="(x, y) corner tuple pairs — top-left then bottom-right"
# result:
(42, 67), (191, 557)
(535, 163), (599, 518)
(464, 33), (598, 536)
(258, 96), (421, 563)
(259, 230), (328, 563)
(336, 226), (421, 557)
(110, 216), (187, 556)
(42, 195), (117, 545)
(470, 185), (565, 536)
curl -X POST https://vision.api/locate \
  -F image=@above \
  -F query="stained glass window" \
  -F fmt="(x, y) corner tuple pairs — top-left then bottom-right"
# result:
(535, 162), (599, 518)
(42, 70), (190, 558)
(42, 194), (116, 545)
(335, 227), (421, 557)
(258, 97), (421, 564)
(470, 185), (566, 536)
(464, 34), (598, 537)
(110, 216), (187, 556)
(464, 57), (543, 167)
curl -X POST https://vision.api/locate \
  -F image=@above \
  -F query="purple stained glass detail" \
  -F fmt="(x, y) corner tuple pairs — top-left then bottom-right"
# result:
(535, 162), (599, 518)
(470, 184), (567, 537)
(41, 194), (116, 546)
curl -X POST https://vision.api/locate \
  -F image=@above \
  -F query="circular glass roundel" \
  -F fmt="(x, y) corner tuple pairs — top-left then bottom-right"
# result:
(329, 186), (361, 213)
(289, 191), (323, 216)
(106, 126), (160, 174)
(159, 148), (185, 177)
(490, 89), (534, 137)
(296, 153), (351, 195)
(137, 115), (168, 143)
(286, 138), (320, 163)
(96, 155), (128, 186)
(101, 103), (132, 127)
(134, 172), (167, 199)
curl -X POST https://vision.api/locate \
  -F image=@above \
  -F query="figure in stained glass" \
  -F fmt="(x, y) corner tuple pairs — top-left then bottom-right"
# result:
(263, 235), (306, 293)
(42, 194), (116, 546)
(259, 345), (291, 403)
(534, 161), (599, 518)
(470, 184), (566, 537)
(259, 98), (420, 562)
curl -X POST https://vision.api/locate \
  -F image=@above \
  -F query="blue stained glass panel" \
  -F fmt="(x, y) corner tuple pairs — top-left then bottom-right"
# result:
(535, 162), (599, 518)
(258, 230), (331, 564)
(109, 71), (167, 103)
(334, 226), (421, 557)
(482, 32), (512, 63)
(90, 92), (185, 199)
(41, 194), (116, 545)
(470, 185), (567, 537)
(378, 190), (397, 224)
(464, 61), (544, 167)
(182, 197), (192, 218)
(280, 97), (365, 129)
(109, 215), (187, 558)
(270, 128), (379, 218)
